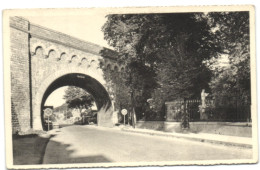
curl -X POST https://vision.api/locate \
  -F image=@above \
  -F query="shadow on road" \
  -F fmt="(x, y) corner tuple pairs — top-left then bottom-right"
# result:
(43, 140), (112, 164)
(13, 134), (54, 165)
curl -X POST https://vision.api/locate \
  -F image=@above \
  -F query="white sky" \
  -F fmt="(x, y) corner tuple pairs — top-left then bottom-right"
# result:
(45, 86), (97, 109)
(26, 15), (111, 107)
(25, 15), (111, 48)
(45, 87), (67, 107)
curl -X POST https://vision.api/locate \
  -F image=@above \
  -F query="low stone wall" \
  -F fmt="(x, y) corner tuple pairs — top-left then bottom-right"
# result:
(189, 122), (252, 137)
(136, 121), (165, 131)
(136, 121), (252, 137)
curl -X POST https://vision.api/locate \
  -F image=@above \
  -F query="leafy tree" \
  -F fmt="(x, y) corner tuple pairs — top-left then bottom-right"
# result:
(64, 111), (73, 119)
(63, 86), (94, 115)
(102, 13), (220, 119)
(101, 63), (132, 123)
(206, 12), (250, 103)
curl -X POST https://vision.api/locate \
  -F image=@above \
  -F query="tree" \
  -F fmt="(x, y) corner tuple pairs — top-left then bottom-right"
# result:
(64, 110), (73, 119)
(206, 12), (250, 103)
(63, 86), (94, 115)
(102, 13), (220, 119)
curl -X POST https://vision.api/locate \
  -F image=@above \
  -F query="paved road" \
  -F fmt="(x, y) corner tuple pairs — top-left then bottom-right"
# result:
(43, 125), (252, 164)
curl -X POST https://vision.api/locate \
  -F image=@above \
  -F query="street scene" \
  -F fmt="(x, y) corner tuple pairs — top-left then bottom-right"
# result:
(5, 6), (256, 168)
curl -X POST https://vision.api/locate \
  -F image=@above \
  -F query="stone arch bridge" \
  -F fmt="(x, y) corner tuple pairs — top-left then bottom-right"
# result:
(10, 17), (123, 133)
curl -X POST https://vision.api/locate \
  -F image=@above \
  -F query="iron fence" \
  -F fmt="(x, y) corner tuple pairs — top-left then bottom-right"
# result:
(185, 96), (251, 122)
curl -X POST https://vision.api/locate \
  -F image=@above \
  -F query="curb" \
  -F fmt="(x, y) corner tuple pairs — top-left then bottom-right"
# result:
(121, 128), (252, 149)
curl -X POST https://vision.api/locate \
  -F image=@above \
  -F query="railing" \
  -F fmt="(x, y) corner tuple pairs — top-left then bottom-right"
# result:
(165, 96), (251, 122)
(186, 97), (251, 122)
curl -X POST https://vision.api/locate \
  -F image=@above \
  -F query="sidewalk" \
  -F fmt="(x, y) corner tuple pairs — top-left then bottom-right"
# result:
(120, 126), (253, 148)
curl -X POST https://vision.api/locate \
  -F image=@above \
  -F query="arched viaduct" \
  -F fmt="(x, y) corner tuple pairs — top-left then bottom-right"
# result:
(10, 17), (123, 133)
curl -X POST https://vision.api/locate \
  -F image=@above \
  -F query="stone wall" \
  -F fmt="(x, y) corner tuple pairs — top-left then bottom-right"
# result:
(29, 23), (117, 59)
(30, 36), (107, 112)
(29, 28), (116, 131)
(10, 17), (31, 133)
(9, 17), (119, 133)
(11, 101), (20, 133)
(136, 121), (165, 131)
(189, 122), (252, 137)
(136, 121), (252, 137)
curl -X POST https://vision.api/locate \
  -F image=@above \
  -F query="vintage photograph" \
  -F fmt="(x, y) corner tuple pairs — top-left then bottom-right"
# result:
(3, 6), (257, 169)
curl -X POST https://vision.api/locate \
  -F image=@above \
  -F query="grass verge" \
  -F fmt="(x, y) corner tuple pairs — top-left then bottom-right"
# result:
(13, 134), (51, 165)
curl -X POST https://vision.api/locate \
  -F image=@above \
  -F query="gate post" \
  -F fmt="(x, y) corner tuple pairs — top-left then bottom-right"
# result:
(181, 99), (190, 129)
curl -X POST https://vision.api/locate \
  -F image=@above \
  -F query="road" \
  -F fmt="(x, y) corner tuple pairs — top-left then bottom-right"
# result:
(43, 125), (252, 164)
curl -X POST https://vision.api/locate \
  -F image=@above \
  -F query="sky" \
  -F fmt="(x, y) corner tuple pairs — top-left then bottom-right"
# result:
(25, 15), (111, 107)
(45, 87), (67, 107)
(25, 15), (111, 48)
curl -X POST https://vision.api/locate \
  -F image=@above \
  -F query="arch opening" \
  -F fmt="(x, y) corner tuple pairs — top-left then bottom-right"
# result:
(40, 73), (112, 130)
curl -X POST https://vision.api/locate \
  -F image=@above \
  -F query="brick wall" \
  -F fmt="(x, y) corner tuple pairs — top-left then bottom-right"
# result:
(10, 17), (31, 133)
(9, 17), (118, 132)
(30, 24), (117, 60)
(11, 101), (20, 133)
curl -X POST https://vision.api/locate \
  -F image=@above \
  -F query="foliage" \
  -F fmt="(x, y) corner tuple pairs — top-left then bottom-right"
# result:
(63, 86), (94, 114)
(102, 13), (220, 120)
(64, 111), (73, 119)
(206, 12), (250, 102)
(102, 12), (250, 122)
(101, 64), (131, 109)
(53, 103), (68, 113)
